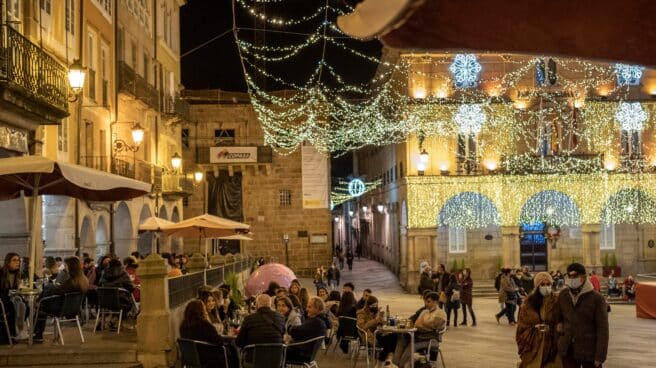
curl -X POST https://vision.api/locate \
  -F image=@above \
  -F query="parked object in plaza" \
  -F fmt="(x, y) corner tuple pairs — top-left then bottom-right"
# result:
(0, 156), (151, 290)
(245, 263), (297, 298)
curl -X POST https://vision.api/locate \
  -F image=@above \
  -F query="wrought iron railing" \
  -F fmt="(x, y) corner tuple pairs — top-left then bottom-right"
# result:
(0, 26), (68, 113)
(111, 156), (152, 183)
(81, 155), (108, 172)
(117, 60), (158, 109)
(167, 258), (250, 309)
(162, 173), (194, 195)
(162, 94), (190, 122)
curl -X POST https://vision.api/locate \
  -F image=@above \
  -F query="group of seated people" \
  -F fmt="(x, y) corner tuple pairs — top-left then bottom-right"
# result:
(179, 277), (446, 368)
(0, 252), (140, 343)
(607, 270), (637, 301)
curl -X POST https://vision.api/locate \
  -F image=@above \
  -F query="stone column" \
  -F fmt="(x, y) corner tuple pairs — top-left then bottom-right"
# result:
(581, 224), (601, 272)
(186, 253), (207, 274)
(431, 235), (439, 270)
(406, 235), (416, 290)
(501, 226), (520, 268)
(137, 254), (172, 367)
(399, 226), (408, 287)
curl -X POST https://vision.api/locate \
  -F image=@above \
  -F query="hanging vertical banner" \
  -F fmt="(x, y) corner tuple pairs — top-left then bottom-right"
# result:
(302, 145), (329, 208)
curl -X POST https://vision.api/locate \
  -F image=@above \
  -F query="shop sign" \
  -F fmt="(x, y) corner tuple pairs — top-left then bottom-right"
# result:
(0, 125), (28, 153)
(209, 146), (258, 163)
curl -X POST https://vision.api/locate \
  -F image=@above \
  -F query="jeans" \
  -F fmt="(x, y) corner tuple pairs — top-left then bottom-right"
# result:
(496, 302), (516, 323)
(461, 303), (476, 325)
(445, 303), (459, 326)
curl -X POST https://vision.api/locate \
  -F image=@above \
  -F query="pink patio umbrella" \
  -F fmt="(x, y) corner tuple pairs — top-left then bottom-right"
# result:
(245, 263), (297, 298)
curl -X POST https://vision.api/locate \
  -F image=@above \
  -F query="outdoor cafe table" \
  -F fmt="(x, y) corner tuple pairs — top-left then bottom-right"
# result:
(16, 289), (39, 345)
(374, 326), (417, 368)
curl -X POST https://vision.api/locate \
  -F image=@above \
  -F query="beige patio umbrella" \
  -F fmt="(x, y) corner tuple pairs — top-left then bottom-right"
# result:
(0, 156), (152, 288)
(161, 213), (251, 283)
(138, 216), (175, 254)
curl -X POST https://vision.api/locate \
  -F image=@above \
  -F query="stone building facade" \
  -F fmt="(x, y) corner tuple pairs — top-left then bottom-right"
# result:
(335, 52), (656, 292)
(181, 91), (332, 276)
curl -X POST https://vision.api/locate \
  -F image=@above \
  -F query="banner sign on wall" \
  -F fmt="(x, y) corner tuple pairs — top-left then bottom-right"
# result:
(302, 145), (329, 208)
(209, 146), (258, 163)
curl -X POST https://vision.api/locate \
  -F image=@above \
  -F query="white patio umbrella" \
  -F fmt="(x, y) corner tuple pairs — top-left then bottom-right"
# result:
(138, 216), (175, 254)
(161, 213), (251, 283)
(0, 156), (151, 289)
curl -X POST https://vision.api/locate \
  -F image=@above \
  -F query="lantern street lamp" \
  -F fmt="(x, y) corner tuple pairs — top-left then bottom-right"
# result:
(171, 152), (182, 171)
(68, 59), (86, 101)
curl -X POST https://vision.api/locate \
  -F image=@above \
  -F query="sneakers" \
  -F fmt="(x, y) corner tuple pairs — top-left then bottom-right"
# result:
(495, 315), (501, 324)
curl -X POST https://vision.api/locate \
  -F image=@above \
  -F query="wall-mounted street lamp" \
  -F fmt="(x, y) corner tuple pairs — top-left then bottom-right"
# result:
(420, 149), (429, 164)
(113, 123), (145, 153)
(376, 204), (385, 214)
(194, 171), (204, 183)
(68, 59), (86, 102)
(348, 210), (354, 217)
(334, 216), (340, 223)
(171, 152), (182, 171)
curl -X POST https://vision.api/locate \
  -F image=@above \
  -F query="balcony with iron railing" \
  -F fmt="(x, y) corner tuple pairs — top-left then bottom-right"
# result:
(0, 25), (69, 118)
(80, 156), (109, 172)
(111, 156), (153, 184)
(118, 61), (158, 110)
(162, 94), (190, 122)
(162, 173), (195, 199)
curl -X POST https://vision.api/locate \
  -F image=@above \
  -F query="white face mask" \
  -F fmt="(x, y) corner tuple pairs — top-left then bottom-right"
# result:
(539, 286), (552, 296)
(567, 278), (582, 289)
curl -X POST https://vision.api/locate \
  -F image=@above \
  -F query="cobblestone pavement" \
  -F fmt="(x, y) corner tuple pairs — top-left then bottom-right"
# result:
(303, 258), (656, 368)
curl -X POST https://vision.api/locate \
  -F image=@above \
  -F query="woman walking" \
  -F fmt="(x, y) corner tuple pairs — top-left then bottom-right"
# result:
(496, 268), (519, 325)
(444, 273), (460, 327)
(516, 272), (562, 367)
(460, 268), (476, 326)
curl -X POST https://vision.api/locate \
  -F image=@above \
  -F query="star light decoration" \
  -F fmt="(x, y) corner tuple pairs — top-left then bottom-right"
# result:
(615, 102), (648, 131)
(449, 54), (482, 88)
(614, 64), (644, 86)
(454, 104), (486, 134)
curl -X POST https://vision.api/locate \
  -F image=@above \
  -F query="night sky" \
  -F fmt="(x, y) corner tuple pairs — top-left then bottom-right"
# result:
(180, 1), (380, 177)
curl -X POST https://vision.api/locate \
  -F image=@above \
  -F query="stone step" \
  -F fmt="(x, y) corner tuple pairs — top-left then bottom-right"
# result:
(0, 348), (140, 367)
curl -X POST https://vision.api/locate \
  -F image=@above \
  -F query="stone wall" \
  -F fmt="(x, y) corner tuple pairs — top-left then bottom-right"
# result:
(183, 102), (332, 276)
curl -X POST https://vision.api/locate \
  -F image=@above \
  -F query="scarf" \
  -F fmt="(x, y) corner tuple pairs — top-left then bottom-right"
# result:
(568, 278), (594, 306)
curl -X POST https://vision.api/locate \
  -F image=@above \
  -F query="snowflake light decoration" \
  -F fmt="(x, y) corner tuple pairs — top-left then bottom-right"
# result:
(615, 64), (644, 86)
(615, 102), (648, 131)
(454, 104), (486, 134)
(347, 178), (366, 197)
(449, 54), (482, 88)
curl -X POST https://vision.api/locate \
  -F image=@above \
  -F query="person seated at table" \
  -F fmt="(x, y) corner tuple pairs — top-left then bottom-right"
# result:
(357, 295), (397, 364)
(167, 255), (183, 278)
(179, 300), (238, 367)
(290, 279), (308, 309)
(123, 256), (141, 303)
(33, 257), (89, 342)
(98, 259), (135, 324)
(317, 286), (329, 302)
(235, 294), (285, 348)
(285, 296), (329, 364)
(217, 285), (237, 322)
(0, 253), (20, 341)
(266, 281), (281, 297)
(355, 288), (372, 310)
(623, 275), (636, 302)
(276, 295), (302, 331)
(325, 290), (341, 326)
(288, 294), (305, 322)
(336, 290), (358, 353)
(275, 287), (287, 299)
(199, 289), (224, 334)
(392, 292), (447, 368)
(607, 270), (621, 297)
(342, 282), (355, 294)
(42, 256), (59, 282)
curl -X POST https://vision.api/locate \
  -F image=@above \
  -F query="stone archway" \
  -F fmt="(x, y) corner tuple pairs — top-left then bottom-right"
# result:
(96, 216), (109, 259)
(601, 188), (656, 225)
(79, 216), (94, 258)
(137, 204), (153, 257)
(438, 192), (501, 229)
(520, 190), (581, 226)
(114, 202), (133, 258)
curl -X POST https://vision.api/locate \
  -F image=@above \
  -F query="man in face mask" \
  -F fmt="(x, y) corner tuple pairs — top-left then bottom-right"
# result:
(555, 263), (609, 368)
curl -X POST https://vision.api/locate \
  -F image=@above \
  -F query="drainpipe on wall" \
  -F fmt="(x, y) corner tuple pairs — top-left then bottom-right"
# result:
(74, 0), (85, 256)
(110, 0), (118, 255)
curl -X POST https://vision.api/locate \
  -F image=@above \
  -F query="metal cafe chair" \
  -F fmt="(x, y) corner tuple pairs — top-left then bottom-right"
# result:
(177, 338), (230, 368)
(95, 287), (130, 335)
(284, 335), (324, 368)
(352, 325), (372, 368)
(35, 292), (86, 345)
(240, 342), (286, 368)
(421, 326), (447, 368)
(328, 316), (358, 355)
(0, 299), (13, 346)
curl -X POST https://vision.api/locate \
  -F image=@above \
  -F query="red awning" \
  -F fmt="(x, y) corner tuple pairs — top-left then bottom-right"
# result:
(338, 0), (656, 66)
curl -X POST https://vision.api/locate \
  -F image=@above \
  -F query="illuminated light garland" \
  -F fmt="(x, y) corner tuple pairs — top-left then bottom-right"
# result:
(438, 192), (500, 229)
(614, 63), (643, 86)
(519, 189), (581, 226)
(615, 102), (648, 131)
(331, 179), (381, 206)
(449, 54), (482, 88)
(454, 104), (486, 134)
(405, 174), (656, 229)
(236, 0), (347, 26)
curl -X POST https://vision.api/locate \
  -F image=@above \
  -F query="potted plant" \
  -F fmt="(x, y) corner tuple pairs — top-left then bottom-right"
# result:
(602, 253), (622, 277)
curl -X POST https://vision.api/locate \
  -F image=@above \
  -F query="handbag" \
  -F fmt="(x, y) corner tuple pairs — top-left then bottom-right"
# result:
(450, 290), (460, 302)
(438, 291), (447, 304)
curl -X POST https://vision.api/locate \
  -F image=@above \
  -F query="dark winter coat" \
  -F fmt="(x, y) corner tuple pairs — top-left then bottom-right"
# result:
(235, 307), (285, 348)
(287, 314), (329, 361)
(418, 271), (434, 295)
(98, 264), (134, 292)
(433, 272), (450, 293)
(555, 281), (609, 363)
(459, 276), (473, 305)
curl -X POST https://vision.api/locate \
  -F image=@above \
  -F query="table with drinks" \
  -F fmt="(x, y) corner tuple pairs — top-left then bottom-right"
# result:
(374, 307), (418, 368)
